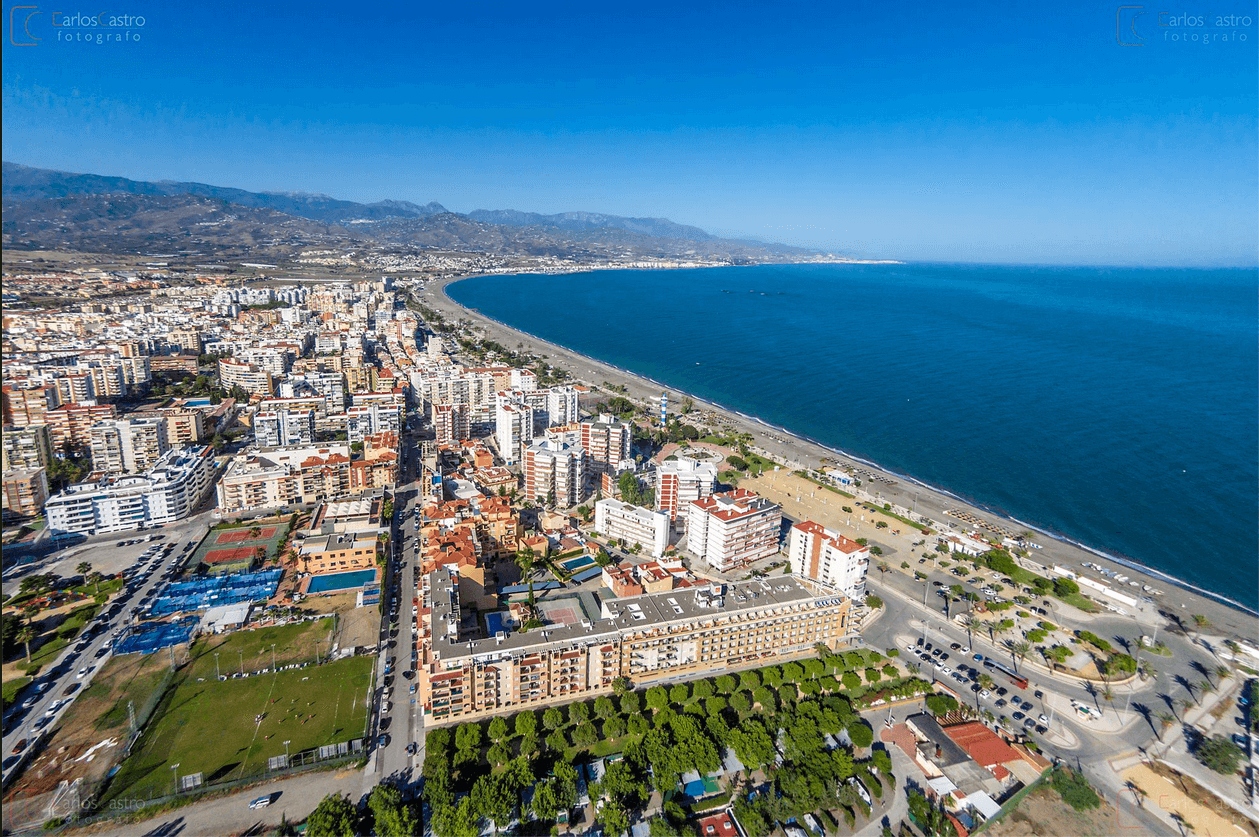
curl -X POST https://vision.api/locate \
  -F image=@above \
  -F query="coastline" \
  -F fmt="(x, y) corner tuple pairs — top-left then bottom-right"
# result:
(424, 271), (1258, 633)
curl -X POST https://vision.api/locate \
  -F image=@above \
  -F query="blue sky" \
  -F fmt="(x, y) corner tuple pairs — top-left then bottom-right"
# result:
(3, 1), (1257, 265)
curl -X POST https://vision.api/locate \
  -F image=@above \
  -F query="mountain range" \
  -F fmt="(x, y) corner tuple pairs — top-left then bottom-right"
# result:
(2, 163), (807, 259)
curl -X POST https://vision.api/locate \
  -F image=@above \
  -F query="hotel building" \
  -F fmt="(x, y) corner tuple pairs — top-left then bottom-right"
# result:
(254, 407), (316, 448)
(579, 414), (633, 479)
(686, 489), (782, 572)
(417, 567), (851, 724)
(2, 468), (49, 518)
(432, 402), (470, 445)
(787, 521), (871, 600)
(494, 398), (534, 464)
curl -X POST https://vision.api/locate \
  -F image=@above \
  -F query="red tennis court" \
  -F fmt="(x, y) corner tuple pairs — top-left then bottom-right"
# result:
(214, 526), (277, 544)
(204, 546), (257, 564)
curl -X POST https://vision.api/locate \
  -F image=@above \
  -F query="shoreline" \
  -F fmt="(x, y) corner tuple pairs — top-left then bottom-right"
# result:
(424, 272), (1259, 631)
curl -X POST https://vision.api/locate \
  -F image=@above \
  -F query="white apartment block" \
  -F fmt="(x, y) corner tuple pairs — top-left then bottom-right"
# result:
(686, 489), (782, 572)
(45, 445), (216, 536)
(594, 497), (670, 557)
(254, 408), (316, 448)
(787, 520), (870, 601)
(523, 438), (586, 507)
(495, 398), (534, 464)
(89, 416), (171, 474)
(346, 403), (401, 442)
(656, 455), (718, 520)
(218, 358), (275, 396)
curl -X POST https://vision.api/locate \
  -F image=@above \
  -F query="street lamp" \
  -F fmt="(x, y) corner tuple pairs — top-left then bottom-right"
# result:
(284, 739), (291, 766)
(214, 652), (220, 681)
(170, 762), (181, 795)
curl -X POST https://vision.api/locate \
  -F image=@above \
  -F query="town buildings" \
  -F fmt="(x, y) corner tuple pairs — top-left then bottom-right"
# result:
(686, 489), (782, 572)
(787, 520), (871, 600)
(254, 407), (316, 448)
(2, 468), (50, 518)
(494, 399), (534, 464)
(579, 413), (633, 481)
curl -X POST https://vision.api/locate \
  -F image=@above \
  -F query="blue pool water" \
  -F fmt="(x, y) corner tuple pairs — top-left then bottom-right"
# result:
(307, 569), (377, 593)
(183, 397), (212, 407)
(485, 612), (507, 635)
(560, 555), (597, 573)
(450, 263), (1259, 610)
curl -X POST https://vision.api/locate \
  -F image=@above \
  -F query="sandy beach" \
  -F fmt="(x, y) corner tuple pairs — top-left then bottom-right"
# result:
(422, 273), (1258, 641)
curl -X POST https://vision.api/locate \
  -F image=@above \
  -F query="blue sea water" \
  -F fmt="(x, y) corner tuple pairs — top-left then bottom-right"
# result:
(449, 263), (1259, 610)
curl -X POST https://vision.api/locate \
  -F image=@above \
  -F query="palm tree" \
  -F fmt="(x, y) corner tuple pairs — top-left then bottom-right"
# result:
(1190, 614), (1209, 640)
(1012, 641), (1031, 674)
(88, 571), (104, 595)
(1102, 685), (1115, 716)
(1215, 665), (1231, 685)
(1199, 680), (1215, 701)
(1157, 712), (1175, 741)
(958, 614), (975, 647)
(979, 673), (995, 692)
(1178, 697), (1194, 719)
(17, 625), (36, 663)
(515, 544), (538, 615)
(76, 561), (92, 581)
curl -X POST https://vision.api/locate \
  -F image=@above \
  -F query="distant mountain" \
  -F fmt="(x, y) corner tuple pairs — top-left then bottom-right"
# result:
(467, 209), (716, 241)
(1, 162), (448, 222)
(2, 162), (828, 261)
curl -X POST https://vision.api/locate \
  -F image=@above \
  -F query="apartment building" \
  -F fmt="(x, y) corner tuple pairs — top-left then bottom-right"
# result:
(45, 403), (118, 449)
(254, 408), (316, 448)
(2, 384), (59, 428)
(522, 438), (586, 507)
(217, 357), (275, 397)
(580, 413), (633, 477)
(686, 489), (782, 572)
(216, 436), (397, 514)
(45, 445), (216, 536)
(495, 399), (534, 464)
(594, 497), (670, 557)
(297, 532), (379, 575)
(432, 402), (470, 445)
(89, 416), (171, 474)
(346, 402), (401, 442)
(2, 424), (53, 472)
(786, 520), (870, 600)
(418, 567), (850, 723)
(656, 455), (718, 520)
(2, 468), (49, 518)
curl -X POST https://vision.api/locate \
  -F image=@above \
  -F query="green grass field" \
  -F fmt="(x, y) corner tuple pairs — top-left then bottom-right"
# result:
(103, 654), (372, 802)
(185, 619), (337, 678)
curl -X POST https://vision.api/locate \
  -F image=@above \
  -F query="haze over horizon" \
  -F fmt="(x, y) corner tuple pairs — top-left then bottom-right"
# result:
(3, 1), (1256, 266)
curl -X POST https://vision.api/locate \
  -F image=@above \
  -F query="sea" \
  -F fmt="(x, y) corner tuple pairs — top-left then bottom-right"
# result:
(448, 263), (1259, 611)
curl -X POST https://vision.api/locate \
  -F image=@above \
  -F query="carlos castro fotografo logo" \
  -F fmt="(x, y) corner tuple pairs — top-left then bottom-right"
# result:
(10, 5), (147, 45)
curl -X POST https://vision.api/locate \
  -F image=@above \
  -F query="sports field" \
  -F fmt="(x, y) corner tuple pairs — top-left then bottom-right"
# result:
(100, 618), (371, 803)
(102, 654), (372, 802)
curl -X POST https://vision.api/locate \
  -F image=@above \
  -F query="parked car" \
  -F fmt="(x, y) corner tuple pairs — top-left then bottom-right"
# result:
(249, 795), (273, 809)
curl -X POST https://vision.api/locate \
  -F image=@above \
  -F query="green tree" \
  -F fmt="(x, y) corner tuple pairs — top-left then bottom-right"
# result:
(646, 685), (669, 711)
(488, 716), (509, 743)
(669, 682), (689, 704)
(620, 690), (641, 715)
(568, 701), (590, 725)
(1051, 767), (1101, 811)
(532, 780), (559, 821)
(546, 729), (568, 752)
(543, 707), (564, 730)
(306, 793), (358, 837)
(1197, 735), (1243, 774)
(847, 719), (874, 749)
(514, 710), (537, 739)
(716, 674), (736, 693)
(369, 784), (419, 837)
(573, 722), (599, 748)
(605, 715), (628, 738)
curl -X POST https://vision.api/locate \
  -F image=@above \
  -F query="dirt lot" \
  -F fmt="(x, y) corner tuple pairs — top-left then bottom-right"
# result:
(1125, 761), (1259, 837)
(4, 650), (172, 802)
(988, 784), (1123, 837)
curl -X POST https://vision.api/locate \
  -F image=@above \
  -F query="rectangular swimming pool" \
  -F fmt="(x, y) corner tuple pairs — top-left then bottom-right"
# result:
(307, 569), (377, 593)
(485, 612), (508, 636)
(559, 555), (596, 573)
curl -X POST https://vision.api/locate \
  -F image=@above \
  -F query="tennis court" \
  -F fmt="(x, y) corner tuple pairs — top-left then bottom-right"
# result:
(214, 527), (278, 544)
(115, 617), (198, 654)
(204, 546), (258, 565)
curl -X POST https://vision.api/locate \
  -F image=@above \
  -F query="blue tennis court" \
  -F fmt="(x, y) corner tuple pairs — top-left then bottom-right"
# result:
(115, 617), (198, 654)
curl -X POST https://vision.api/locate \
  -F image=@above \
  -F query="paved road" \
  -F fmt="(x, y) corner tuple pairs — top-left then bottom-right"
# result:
(3, 516), (212, 786)
(81, 766), (364, 837)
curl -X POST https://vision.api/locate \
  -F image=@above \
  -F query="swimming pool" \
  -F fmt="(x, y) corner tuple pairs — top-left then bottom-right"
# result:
(485, 612), (508, 636)
(559, 555), (596, 573)
(307, 569), (377, 593)
(183, 397), (212, 407)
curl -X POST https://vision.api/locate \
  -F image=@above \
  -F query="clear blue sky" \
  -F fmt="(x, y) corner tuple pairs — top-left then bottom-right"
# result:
(3, 1), (1257, 265)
